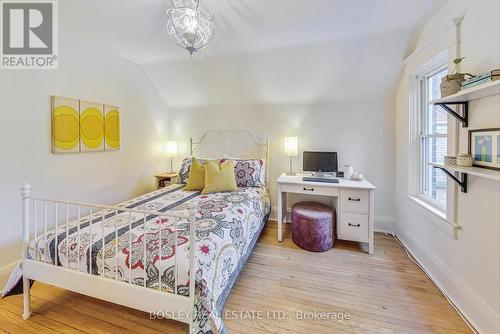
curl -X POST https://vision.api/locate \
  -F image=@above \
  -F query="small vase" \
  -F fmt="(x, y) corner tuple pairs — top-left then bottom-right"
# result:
(344, 165), (354, 180)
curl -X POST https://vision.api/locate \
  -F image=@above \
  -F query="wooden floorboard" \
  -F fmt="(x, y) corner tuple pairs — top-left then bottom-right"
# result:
(0, 221), (472, 333)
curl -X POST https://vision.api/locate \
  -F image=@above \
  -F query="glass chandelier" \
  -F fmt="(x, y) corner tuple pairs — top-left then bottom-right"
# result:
(167, 0), (215, 55)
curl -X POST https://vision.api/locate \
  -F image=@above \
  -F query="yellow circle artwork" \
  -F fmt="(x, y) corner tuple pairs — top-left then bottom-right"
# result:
(80, 107), (104, 149)
(52, 105), (79, 150)
(105, 110), (120, 149)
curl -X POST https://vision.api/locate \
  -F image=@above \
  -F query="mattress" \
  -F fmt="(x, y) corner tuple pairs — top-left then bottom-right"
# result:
(28, 184), (271, 334)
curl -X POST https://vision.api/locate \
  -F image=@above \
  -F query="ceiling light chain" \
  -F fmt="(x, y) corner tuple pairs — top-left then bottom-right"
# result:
(167, 0), (215, 55)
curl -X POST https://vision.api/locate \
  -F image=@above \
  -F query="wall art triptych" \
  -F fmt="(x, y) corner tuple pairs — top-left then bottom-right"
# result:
(51, 96), (120, 153)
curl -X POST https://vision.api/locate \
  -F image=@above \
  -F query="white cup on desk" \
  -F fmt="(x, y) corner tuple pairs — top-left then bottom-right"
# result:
(344, 165), (354, 180)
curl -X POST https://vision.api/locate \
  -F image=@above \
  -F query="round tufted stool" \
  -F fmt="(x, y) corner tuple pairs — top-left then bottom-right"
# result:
(291, 202), (335, 252)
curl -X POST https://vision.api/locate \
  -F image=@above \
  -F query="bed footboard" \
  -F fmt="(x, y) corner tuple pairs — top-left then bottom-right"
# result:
(21, 183), (196, 331)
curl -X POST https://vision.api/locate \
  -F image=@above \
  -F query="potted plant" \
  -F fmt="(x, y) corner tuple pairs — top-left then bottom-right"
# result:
(440, 57), (473, 97)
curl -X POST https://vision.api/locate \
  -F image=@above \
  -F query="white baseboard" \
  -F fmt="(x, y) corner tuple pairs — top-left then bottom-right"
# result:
(396, 227), (498, 334)
(373, 215), (396, 234)
(0, 261), (18, 294)
(270, 207), (395, 234)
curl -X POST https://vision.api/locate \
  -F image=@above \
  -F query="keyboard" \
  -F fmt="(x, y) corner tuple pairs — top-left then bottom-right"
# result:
(302, 177), (339, 183)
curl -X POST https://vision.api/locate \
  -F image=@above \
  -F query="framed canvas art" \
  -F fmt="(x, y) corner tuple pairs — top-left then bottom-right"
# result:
(80, 101), (105, 152)
(104, 104), (120, 151)
(469, 128), (500, 170)
(51, 96), (80, 153)
(51, 96), (119, 154)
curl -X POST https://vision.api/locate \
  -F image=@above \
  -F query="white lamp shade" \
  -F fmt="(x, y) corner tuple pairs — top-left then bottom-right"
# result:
(165, 141), (178, 157)
(284, 136), (298, 157)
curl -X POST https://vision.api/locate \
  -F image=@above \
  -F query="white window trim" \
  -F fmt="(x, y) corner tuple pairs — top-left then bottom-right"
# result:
(419, 66), (448, 211)
(409, 49), (457, 224)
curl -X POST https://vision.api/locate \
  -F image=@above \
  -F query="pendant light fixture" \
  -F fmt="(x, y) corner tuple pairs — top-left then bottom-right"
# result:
(167, 0), (215, 55)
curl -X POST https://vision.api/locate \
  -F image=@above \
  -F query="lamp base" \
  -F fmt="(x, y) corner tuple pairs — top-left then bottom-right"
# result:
(287, 156), (296, 176)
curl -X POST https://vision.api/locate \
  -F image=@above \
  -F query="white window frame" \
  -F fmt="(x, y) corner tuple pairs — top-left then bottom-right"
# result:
(419, 66), (448, 211)
(409, 50), (456, 222)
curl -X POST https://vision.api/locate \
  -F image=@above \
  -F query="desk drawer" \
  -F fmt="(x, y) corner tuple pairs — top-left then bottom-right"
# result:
(340, 189), (369, 213)
(339, 212), (369, 242)
(281, 183), (338, 197)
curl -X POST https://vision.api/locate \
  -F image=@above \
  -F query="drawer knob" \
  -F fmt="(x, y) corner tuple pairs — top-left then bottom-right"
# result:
(303, 187), (315, 191)
(348, 197), (361, 202)
(348, 223), (361, 227)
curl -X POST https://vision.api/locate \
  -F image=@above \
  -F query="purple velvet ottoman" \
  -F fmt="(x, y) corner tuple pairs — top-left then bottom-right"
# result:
(291, 202), (335, 252)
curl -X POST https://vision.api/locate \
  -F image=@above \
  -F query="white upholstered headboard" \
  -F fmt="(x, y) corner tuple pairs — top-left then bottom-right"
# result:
(190, 130), (270, 186)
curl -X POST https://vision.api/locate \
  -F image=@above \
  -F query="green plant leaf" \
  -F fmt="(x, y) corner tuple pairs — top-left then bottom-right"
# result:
(453, 57), (466, 64)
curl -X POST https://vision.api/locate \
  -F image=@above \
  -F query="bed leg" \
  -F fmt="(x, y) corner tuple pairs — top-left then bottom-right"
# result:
(22, 277), (31, 320)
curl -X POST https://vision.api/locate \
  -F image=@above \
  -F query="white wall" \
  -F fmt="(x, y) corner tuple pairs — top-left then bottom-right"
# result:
(144, 41), (398, 231)
(0, 29), (170, 288)
(395, 1), (500, 333)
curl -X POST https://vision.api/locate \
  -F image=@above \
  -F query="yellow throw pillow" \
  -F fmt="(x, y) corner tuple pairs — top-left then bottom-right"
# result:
(202, 160), (238, 194)
(184, 158), (206, 191)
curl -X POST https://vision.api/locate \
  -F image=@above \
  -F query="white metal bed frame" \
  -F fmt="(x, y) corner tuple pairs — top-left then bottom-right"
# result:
(21, 130), (269, 333)
(21, 188), (197, 326)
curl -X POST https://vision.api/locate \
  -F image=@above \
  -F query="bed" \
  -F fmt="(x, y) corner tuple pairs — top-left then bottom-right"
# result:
(20, 130), (271, 334)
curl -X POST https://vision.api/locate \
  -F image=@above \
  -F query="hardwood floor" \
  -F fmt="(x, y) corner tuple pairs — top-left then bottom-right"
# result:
(0, 222), (471, 334)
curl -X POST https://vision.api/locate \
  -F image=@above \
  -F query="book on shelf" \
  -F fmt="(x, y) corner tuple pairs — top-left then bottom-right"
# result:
(462, 73), (490, 85)
(460, 76), (498, 91)
(461, 69), (500, 86)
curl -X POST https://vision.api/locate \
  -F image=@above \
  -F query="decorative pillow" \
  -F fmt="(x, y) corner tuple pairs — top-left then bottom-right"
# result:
(233, 159), (266, 187)
(180, 157), (266, 187)
(179, 158), (206, 184)
(184, 158), (207, 191)
(202, 160), (238, 194)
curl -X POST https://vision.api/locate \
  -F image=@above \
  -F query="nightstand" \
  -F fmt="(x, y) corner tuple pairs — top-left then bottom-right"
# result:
(154, 172), (178, 189)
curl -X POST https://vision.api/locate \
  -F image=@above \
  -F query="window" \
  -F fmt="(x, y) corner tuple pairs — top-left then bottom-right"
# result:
(419, 66), (448, 211)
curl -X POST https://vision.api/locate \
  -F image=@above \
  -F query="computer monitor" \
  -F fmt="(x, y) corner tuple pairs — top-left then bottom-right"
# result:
(303, 151), (338, 173)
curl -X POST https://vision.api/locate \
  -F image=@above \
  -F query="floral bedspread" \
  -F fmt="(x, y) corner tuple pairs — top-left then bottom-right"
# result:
(28, 184), (271, 334)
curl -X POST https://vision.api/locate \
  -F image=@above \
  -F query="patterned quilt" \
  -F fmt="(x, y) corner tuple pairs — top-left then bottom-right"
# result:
(28, 184), (271, 334)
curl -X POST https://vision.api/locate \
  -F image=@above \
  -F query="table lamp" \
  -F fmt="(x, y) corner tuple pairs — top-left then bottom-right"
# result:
(284, 136), (298, 175)
(165, 141), (178, 172)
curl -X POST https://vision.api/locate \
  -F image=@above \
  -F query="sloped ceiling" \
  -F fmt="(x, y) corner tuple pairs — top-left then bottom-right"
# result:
(60, 0), (446, 106)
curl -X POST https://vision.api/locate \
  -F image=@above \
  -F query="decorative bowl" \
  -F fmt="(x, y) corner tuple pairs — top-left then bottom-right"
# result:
(444, 156), (457, 167)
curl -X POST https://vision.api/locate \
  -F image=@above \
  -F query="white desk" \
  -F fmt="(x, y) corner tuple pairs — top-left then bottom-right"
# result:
(277, 173), (376, 254)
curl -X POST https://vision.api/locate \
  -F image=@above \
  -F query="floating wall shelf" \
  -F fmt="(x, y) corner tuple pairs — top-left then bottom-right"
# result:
(430, 163), (468, 193)
(431, 81), (500, 128)
(432, 80), (500, 103)
(429, 163), (500, 193)
(443, 164), (500, 181)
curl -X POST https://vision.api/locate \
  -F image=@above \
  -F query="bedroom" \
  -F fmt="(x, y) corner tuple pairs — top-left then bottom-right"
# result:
(0, 0), (499, 333)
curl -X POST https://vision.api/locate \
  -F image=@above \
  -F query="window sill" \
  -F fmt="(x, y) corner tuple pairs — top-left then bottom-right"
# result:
(413, 195), (446, 218)
(406, 195), (461, 237)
